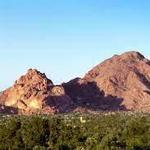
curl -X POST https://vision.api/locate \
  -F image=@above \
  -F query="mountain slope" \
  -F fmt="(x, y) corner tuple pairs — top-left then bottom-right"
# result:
(64, 51), (150, 111)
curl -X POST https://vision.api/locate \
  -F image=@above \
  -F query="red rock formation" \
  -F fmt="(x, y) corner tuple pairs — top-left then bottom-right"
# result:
(64, 51), (150, 111)
(1, 51), (150, 114)
(0, 69), (72, 114)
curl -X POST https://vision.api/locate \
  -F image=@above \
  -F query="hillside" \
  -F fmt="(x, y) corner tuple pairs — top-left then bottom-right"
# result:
(64, 51), (150, 111)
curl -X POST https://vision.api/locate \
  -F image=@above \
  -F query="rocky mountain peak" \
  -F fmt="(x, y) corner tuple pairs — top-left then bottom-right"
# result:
(117, 51), (146, 62)
(15, 69), (53, 90)
(64, 51), (150, 112)
(0, 69), (72, 114)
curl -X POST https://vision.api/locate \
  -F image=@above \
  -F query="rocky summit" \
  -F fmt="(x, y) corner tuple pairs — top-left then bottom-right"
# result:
(1, 51), (150, 114)
(0, 69), (72, 114)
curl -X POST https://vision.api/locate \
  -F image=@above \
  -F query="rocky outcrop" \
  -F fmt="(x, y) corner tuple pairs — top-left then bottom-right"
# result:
(0, 69), (72, 114)
(64, 51), (150, 111)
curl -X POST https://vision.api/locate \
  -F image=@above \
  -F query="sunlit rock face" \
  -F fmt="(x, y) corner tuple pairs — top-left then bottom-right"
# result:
(0, 69), (72, 114)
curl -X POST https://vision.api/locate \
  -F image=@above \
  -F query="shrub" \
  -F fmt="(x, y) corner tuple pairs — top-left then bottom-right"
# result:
(0, 112), (149, 149)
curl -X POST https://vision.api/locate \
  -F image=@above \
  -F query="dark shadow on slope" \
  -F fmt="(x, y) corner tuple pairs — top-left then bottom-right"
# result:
(134, 69), (150, 89)
(0, 105), (18, 114)
(44, 95), (72, 113)
(62, 78), (128, 112)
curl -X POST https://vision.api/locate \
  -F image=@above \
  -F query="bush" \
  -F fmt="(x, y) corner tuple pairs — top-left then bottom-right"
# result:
(0, 112), (149, 149)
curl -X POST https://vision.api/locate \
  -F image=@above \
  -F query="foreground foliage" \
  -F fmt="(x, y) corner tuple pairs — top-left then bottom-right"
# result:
(0, 112), (150, 149)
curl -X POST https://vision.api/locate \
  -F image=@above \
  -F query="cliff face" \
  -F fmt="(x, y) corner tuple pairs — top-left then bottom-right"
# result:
(0, 69), (72, 114)
(64, 51), (150, 111)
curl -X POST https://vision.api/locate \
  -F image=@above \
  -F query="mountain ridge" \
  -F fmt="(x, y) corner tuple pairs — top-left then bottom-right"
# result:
(1, 51), (150, 114)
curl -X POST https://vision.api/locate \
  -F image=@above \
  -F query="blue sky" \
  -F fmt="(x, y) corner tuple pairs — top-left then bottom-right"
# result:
(0, 0), (150, 90)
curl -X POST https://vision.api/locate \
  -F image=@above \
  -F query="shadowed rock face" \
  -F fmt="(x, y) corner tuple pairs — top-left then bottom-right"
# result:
(0, 69), (72, 114)
(64, 51), (150, 112)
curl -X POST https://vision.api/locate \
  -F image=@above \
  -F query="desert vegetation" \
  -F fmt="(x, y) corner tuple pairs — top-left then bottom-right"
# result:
(0, 112), (150, 149)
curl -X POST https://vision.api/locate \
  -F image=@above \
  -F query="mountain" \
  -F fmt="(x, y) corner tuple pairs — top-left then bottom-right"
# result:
(63, 51), (150, 111)
(0, 69), (72, 114)
(1, 51), (150, 114)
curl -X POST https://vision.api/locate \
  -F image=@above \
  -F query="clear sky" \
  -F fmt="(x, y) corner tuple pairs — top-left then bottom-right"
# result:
(0, 0), (150, 90)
